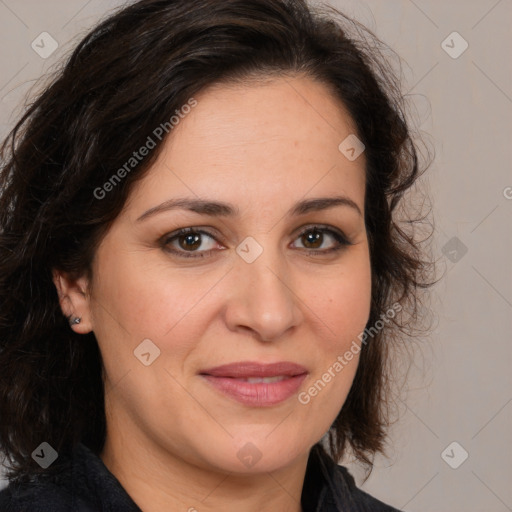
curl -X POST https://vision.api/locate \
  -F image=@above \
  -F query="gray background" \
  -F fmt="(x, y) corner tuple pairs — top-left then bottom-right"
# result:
(0, 1), (511, 511)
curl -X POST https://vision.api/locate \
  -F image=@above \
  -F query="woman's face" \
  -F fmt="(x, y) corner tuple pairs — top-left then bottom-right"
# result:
(69, 75), (371, 474)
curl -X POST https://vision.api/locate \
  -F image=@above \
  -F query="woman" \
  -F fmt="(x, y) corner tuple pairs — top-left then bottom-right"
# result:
(0, 0), (434, 510)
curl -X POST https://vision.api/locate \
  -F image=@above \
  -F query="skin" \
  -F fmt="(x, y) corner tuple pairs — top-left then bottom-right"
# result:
(53, 75), (371, 512)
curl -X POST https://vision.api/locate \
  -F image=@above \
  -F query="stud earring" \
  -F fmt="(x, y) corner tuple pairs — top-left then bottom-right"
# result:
(70, 316), (82, 326)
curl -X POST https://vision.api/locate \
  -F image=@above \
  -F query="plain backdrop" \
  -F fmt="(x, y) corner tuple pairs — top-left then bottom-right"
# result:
(0, 1), (511, 511)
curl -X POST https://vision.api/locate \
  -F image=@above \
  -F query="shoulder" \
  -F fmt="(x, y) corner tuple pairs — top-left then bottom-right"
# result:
(334, 463), (403, 512)
(307, 445), (403, 512)
(0, 479), (78, 512)
(0, 449), (97, 512)
(0, 443), (138, 512)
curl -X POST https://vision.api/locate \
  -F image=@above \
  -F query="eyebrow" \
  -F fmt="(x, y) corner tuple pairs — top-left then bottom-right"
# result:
(136, 195), (362, 222)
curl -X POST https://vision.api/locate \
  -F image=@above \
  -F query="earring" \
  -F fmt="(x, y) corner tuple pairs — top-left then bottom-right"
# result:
(70, 316), (82, 326)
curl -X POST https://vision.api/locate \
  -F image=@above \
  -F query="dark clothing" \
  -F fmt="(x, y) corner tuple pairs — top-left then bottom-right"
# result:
(0, 443), (402, 511)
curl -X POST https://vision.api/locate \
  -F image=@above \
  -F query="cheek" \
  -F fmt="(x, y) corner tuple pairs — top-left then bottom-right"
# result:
(90, 249), (223, 366)
(312, 257), (372, 345)
(297, 260), (371, 427)
(301, 251), (371, 404)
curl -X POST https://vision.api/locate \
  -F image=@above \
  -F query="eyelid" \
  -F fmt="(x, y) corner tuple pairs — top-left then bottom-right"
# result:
(161, 224), (353, 258)
(160, 227), (223, 256)
(293, 223), (352, 244)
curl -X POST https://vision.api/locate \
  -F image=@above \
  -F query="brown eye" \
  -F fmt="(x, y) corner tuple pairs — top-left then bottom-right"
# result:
(162, 228), (220, 258)
(301, 229), (324, 249)
(178, 232), (202, 251)
(292, 225), (353, 255)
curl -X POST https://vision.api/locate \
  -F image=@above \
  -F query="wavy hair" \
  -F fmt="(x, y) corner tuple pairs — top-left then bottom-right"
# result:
(0, 0), (435, 482)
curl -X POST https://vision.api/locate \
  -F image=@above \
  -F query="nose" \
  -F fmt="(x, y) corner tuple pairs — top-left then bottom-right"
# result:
(223, 247), (304, 342)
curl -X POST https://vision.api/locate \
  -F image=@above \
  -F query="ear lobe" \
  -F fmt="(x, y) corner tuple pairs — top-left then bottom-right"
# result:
(52, 269), (93, 333)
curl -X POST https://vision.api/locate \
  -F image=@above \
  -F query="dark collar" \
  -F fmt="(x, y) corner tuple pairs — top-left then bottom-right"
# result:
(301, 443), (359, 512)
(67, 443), (142, 511)
(2, 442), (400, 511)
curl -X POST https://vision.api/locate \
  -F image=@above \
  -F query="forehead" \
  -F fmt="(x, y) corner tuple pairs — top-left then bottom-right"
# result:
(180, 74), (358, 149)
(125, 75), (366, 215)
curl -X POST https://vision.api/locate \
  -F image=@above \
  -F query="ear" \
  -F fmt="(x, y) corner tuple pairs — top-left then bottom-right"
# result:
(52, 269), (93, 334)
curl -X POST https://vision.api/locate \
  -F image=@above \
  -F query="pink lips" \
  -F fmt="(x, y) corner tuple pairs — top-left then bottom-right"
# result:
(200, 361), (308, 407)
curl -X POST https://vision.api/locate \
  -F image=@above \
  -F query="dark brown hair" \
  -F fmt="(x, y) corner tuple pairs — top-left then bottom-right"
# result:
(0, 0), (434, 483)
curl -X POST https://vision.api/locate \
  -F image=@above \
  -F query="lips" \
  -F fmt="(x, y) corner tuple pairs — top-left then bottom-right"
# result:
(199, 361), (308, 407)
(200, 361), (308, 379)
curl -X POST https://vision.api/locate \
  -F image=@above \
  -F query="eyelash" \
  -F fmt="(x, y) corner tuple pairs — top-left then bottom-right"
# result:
(160, 225), (354, 259)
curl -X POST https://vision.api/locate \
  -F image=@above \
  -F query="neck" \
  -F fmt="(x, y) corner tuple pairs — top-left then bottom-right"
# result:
(100, 431), (308, 512)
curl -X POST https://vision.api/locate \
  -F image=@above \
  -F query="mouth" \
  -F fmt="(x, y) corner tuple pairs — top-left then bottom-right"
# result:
(230, 375), (292, 383)
(199, 361), (308, 407)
